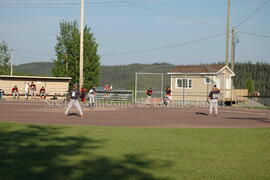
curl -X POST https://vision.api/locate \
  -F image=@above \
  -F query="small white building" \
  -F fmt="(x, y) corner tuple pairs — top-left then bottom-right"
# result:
(0, 75), (72, 96)
(168, 64), (237, 102)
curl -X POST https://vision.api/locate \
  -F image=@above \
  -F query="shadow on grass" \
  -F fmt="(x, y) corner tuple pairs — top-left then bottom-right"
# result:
(0, 124), (170, 180)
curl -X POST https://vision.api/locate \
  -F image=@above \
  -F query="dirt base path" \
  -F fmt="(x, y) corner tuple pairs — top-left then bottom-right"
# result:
(0, 101), (269, 128)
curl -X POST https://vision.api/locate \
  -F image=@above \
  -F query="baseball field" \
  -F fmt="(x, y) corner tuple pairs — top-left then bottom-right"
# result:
(0, 101), (270, 180)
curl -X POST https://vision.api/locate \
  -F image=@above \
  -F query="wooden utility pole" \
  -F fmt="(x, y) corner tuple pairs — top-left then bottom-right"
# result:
(79, 0), (85, 88)
(230, 27), (236, 104)
(65, 53), (68, 70)
(10, 51), (13, 76)
(231, 27), (236, 72)
(225, 0), (231, 65)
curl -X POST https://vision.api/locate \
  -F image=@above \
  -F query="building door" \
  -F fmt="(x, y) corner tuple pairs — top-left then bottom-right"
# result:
(226, 78), (231, 89)
(215, 79), (221, 89)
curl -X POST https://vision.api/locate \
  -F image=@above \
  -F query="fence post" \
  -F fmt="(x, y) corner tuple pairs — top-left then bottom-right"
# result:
(135, 72), (137, 104)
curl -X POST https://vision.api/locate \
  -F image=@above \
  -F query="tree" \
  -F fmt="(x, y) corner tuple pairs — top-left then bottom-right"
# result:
(246, 78), (255, 96)
(53, 20), (100, 89)
(0, 41), (11, 74)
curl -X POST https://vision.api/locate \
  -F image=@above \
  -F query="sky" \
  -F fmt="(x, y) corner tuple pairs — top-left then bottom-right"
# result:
(0, 0), (270, 66)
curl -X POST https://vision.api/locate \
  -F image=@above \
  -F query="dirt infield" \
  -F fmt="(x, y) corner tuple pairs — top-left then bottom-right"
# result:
(0, 101), (270, 128)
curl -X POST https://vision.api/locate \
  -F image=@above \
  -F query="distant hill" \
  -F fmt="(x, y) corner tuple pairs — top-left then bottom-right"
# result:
(14, 62), (53, 76)
(11, 61), (270, 91)
(12, 62), (175, 89)
(100, 63), (174, 89)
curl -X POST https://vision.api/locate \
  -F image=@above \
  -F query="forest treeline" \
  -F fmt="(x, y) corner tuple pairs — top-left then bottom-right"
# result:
(233, 62), (270, 93)
(3, 61), (270, 92)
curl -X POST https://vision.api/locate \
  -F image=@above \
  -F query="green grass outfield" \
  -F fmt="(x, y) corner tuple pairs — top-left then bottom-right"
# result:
(0, 122), (269, 180)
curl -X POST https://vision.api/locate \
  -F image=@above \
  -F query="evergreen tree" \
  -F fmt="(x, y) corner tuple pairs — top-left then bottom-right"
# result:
(53, 20), (100, 89)
(0, 41), (11, 74)
(246, 78), (255, 95)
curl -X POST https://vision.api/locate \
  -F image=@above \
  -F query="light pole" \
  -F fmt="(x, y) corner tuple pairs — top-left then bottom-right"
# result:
(79, 0), (85, 88)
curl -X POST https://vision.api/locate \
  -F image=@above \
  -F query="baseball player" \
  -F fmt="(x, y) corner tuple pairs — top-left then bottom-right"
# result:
(146, 88), (153, 104)
(88, 86), (96, 109)
(64, 84), (83, 117)
(208, 85), (220, 116)
(162, 86), (172, 106)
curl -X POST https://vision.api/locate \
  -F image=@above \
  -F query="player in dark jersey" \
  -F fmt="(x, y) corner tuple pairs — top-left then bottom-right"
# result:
(208, 85), (220, 116)
(64, 84), (83, 117)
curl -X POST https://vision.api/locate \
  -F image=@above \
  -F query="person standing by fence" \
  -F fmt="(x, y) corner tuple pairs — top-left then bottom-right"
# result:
(64, 84), (83, 117)
(208, 85), (220, 116)
(162, 86), (172, 106)
(24, 83), (29, 99)
(88, 86), (96, 109)
(30, 81), (36, 99)
(80, 87), (87, 103)
(103, 84), (109, 102)
(0, 89), (3, 100)
(146, 88), (153, 104)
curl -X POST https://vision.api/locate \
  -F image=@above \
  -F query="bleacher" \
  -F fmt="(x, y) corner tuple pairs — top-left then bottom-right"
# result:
(95, 90), (133, 102)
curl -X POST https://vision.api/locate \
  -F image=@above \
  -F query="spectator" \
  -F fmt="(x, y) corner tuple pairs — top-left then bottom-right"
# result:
(109, 83), (113, 92)
(80, 87), (87, 102)
(30, 81), (36, 99)
(104, 84), (109, 91)
(0, 89), (3, 100)
(39, 86), (46, 99)
(12, 85), (19, 99)
(103, 84), (109, 102)
(25, 83), (29, 99)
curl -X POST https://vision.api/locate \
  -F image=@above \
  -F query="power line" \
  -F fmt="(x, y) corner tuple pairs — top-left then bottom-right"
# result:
(0, 0), (182, 5)
(101, 32), (226, 56)
(0, 0), (184, 8)
(11, 33), (226, 57)
(120, 0), (222, 27)
(237, 31), (270, 39)
(236, 0), (270, 28)
(12, 49), (55, 56)
(0, 1), (223, 27)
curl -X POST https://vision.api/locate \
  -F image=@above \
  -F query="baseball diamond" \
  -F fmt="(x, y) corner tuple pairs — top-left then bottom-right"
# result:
(0, 101), (269, 128)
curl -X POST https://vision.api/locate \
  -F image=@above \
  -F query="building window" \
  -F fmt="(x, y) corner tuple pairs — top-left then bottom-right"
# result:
(204, 77), (210, 84)
(176, 78), (192, 88)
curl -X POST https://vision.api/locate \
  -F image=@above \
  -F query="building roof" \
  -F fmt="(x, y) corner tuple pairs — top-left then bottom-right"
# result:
(168, 64), (234, 75)
(0, 75), (72, 80)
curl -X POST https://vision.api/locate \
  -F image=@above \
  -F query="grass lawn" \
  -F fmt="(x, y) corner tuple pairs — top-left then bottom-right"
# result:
(0, 122), (269, 180)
